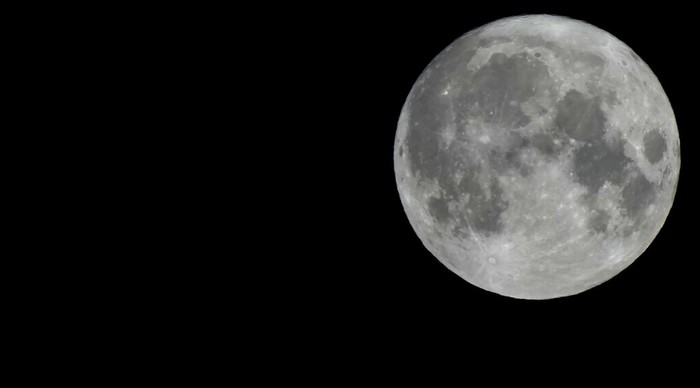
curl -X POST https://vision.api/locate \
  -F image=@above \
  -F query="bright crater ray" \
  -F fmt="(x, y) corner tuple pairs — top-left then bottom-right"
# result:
(394, 15), (680, 299)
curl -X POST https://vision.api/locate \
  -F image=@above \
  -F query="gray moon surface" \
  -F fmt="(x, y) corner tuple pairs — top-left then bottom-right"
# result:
(394, 15), (680, 299)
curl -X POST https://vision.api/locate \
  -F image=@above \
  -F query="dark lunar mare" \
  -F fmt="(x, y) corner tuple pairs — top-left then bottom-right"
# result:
(643, 129), (667, 164)
(549, 89), (657, 233)
(456, 52), (549, 129)
(404, 37), (479, 183)
(405, 37), (519, 236)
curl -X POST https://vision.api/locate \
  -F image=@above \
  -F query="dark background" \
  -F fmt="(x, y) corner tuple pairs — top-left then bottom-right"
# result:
(12, 3), (695, 376)
(281, 4), (696, 348)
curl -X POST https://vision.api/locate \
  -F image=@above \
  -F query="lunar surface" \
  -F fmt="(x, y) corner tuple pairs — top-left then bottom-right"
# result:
(394, 15), (680, 299)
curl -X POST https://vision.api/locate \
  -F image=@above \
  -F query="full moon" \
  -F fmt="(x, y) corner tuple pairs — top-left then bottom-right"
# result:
(394, 15), (680, 299)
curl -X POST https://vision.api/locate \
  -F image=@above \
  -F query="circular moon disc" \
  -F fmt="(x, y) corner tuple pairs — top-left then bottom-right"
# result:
(394, 15), (680, 299)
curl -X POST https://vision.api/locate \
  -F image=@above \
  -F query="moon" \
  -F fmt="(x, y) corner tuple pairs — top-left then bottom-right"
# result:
(394, 15), (680, 299)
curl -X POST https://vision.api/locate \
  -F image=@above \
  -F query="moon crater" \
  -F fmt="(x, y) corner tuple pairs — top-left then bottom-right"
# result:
(394, 15), (680, 299)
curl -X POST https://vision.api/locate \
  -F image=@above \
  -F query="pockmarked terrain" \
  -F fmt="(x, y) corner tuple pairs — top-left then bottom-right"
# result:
(394, 15), (680, 299)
